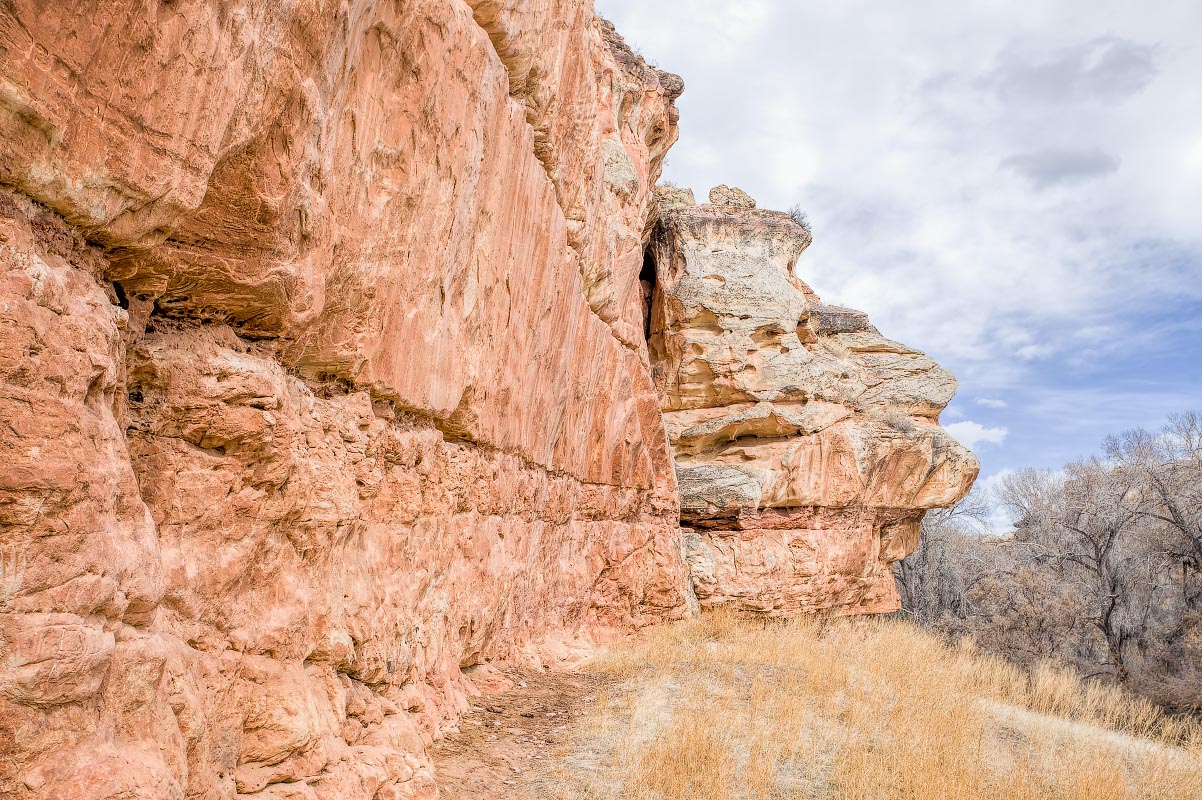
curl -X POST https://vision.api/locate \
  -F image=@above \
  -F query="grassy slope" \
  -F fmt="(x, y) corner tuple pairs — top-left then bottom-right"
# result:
(525, 612), (1202, 800)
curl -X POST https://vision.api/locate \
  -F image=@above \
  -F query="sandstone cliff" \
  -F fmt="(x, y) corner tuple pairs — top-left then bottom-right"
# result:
(646, 185), (979, 615)
(0, 3), (688, 798)
(0, 2), (977, 798)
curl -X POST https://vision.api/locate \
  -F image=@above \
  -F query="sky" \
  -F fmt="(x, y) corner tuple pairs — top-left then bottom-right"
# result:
(597, 0), (1202, 522)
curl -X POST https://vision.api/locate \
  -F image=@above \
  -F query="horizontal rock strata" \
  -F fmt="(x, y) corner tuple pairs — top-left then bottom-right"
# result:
(647, 186), (979, 615)
(0, 0), (981, 796)
(0, 2), (689, 797)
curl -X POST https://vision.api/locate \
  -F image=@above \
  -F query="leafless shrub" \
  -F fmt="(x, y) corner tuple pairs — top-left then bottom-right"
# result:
(870, 407), (916, 433)
(897, 412), (1202, 713)
(787, 203), (811, 233)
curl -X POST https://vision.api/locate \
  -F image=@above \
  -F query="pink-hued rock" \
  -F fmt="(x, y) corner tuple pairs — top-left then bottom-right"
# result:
(647, 187), (979, 615)
(0, 1), (689, 797)
(0, 0), (979, 794)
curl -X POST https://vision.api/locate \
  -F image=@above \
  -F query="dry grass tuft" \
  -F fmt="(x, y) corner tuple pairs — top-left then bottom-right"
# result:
(525, 610), (1202, 799)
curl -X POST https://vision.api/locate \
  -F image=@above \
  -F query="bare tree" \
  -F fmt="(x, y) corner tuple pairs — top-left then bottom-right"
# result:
(895, 411), (1202, 710)
(995, 467), (1061, 526)
(1051, 461), (1145, 680)
(1105, 411), (1202, 573)
(894, 486), (991, 623)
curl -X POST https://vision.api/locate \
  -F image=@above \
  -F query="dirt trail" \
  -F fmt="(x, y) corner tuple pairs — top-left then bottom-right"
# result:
(429, 623), (1201, 799)
(430, 668), (602, 798)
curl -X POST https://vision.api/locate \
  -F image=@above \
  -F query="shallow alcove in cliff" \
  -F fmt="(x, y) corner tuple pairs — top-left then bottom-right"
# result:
(639, 245), (658, 341)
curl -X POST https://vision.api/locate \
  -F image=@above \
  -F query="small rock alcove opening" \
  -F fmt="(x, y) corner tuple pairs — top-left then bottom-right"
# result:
(639, 245), (657, 341)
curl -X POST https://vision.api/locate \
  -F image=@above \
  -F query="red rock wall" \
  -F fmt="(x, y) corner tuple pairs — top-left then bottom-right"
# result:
(0, 2), (688, 797)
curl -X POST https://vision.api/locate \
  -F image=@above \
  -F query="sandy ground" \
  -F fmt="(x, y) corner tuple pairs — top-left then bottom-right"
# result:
(430, 668), (601, 798)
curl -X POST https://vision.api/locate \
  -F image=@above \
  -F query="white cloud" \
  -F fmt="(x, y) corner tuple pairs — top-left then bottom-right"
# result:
(975, 398), (1008, 408)
(945, 421), (1009, 450)
(1187, 136), (1202, 172)
(977, 468), (1014, 495)
(597, 0), (1202, 391)
(598, 0), (1202, 479)
(1000, 147), (1119, 189)
(983, 36), (1159, 106)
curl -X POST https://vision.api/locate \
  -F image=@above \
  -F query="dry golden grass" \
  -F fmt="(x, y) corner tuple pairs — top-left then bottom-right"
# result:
(525, 610), (1202, 800)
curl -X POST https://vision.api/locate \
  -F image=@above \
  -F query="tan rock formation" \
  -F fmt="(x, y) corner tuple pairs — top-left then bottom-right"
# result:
(0, 0), (979, 795)
(647, 186), (978, 615)
(0, 3), (689, 798)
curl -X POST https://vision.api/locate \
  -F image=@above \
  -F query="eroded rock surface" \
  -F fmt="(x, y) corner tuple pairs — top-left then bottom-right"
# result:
(0, 2), (688, 797)
(0, 0), (979, 794)
(647, 186), (978, 615)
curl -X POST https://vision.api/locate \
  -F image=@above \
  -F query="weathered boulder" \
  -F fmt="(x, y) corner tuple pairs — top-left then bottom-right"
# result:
(0, 2), (689, 797)
(647, 186), (978, 615)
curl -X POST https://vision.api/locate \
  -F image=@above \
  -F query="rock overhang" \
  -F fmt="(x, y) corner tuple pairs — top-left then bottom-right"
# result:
(646, 184), (979, 615)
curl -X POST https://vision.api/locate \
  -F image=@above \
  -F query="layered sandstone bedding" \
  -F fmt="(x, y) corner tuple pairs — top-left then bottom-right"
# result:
(0, 2), (974, 798)
(646, 185), (978, 615)
(0, 2), (689, 797)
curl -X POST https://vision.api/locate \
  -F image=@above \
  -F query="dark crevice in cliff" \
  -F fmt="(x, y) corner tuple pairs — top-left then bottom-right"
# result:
(639, 247), (657, 342)
(642, 220), (676, 374)
(463, 4), (682, 362)
(111, 280), (130, 310)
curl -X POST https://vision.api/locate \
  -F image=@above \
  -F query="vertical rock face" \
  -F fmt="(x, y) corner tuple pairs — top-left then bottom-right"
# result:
(0, 3), (689, 798)
(0, 0), (978, 794)
(647, 186), (978, 616)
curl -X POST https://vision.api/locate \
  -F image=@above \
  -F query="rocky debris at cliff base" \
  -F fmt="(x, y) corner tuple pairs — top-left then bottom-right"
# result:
(430, 667), (604, 799)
